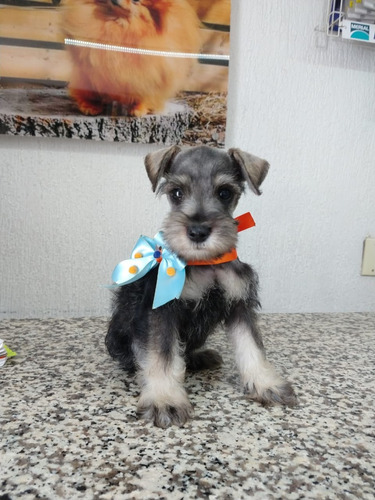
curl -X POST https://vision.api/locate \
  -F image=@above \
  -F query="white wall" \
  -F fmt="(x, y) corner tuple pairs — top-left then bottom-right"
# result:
(1, 0), (374, 318)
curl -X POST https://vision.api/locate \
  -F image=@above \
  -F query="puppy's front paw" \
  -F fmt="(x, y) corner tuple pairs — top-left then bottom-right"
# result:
(245, 378), (297, 407)
(137, 400), (193, 428)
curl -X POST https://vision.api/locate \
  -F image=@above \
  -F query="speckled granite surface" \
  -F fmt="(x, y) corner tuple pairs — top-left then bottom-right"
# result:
(1, 313), (374, 499)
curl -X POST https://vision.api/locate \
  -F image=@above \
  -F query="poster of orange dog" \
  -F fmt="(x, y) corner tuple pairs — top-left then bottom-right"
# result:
(0, 0), (231, 146)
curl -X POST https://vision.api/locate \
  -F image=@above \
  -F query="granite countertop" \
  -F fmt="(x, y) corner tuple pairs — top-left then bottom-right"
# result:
(1, 313), (374, 499)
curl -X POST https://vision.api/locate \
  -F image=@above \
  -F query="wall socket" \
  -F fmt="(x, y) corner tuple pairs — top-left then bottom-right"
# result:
(361, 237), (375, 276)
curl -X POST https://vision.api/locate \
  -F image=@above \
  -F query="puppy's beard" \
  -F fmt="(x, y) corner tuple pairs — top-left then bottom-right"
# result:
(163, 215), (238, 262)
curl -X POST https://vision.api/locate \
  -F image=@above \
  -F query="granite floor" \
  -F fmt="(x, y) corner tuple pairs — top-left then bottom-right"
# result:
(0, 313), (374, 499)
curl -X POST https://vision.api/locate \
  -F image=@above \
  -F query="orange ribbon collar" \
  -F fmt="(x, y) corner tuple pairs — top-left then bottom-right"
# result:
(187, 212), (256, 266)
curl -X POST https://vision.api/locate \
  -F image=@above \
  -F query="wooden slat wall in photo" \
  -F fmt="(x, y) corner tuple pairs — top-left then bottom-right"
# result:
(0, 0), (59, 6)
(0, 6), (63, 43)
(1, 45), (69, 81)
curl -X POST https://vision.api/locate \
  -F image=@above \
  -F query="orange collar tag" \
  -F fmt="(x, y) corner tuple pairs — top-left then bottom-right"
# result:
(235, 212), (256, 232)
(188, 212), (255, 266)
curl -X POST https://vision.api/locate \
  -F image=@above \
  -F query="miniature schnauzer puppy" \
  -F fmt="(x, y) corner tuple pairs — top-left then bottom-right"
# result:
(106, 145), (296, 428)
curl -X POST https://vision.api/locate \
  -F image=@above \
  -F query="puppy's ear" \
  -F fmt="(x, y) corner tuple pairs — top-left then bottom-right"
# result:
(145, 146), (181, 192)
(228, 148), (270, 195)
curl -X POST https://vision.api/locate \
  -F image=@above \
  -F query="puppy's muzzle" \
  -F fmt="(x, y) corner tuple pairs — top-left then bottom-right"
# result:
(187, 224), (212, 243)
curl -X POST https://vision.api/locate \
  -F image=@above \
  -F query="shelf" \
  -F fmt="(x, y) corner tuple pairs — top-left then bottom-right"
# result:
(327, 0), (375, 43)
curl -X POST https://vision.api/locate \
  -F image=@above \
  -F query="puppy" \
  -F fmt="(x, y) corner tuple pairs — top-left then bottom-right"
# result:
(106, 146), (296, 428)
(62, 0), (200, 116)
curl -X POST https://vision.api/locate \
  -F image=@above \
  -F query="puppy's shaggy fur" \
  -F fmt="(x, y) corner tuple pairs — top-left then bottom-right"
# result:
(106, 146), (296, 428)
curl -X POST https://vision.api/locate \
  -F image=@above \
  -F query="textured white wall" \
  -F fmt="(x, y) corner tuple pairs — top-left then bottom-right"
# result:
(1, 0), (374, 318)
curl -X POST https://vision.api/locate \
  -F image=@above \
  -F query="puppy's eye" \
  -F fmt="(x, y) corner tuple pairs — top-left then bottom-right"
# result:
(170, 188), (184, 203)
(218, 187), (233, 202)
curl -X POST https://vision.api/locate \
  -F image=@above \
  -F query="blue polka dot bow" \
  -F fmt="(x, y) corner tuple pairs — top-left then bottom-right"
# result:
(111, 232), (187, 309)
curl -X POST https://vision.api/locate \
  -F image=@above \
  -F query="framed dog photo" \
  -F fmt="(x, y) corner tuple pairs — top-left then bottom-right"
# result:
(0, 0), (231, 146)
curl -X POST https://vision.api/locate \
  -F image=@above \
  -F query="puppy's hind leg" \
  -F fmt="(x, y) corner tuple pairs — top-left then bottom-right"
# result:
(106, 313), (137, 373)
(135, 314), (193, 428)
(186, 349), (223, 371)
(226, 305), (297, 406)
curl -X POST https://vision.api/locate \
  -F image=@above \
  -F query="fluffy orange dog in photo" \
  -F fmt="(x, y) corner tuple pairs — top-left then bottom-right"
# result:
(62, 0), (200, 116)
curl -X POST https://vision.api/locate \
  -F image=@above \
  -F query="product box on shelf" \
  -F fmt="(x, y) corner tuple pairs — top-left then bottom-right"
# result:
(341, 18), (375, 41)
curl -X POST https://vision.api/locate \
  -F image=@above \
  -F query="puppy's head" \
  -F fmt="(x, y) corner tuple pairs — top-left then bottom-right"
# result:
(145, 145), (269, 261)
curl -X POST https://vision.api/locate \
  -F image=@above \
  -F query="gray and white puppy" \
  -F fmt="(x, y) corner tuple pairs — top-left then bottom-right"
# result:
(106, 145), (296, 428)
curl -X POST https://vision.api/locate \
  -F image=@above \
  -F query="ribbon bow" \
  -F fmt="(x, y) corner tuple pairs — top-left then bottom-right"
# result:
(111, 232), (186, 309)
(110, 212), (256, 309)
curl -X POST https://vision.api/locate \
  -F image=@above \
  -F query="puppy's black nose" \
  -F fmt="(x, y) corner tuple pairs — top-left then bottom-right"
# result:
(187, 225), (211, 243)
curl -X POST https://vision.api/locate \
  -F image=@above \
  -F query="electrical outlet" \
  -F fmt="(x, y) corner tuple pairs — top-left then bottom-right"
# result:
(361, 237), (375, 276)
